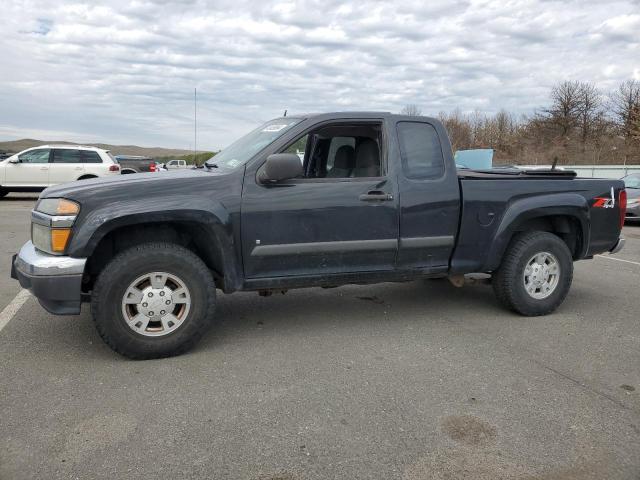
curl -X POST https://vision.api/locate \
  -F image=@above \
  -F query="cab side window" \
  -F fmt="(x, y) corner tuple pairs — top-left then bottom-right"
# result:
(326, 137), (356, 177)
(397, 122), (444, 179)
(18, 149), (50, 163)
(281, 123), (382, 179)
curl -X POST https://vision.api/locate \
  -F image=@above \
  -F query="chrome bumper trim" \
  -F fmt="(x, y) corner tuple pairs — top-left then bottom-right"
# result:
(31, 210), (76, 228)
(14, 241), (86, 277)
(609, 237), (625, 255)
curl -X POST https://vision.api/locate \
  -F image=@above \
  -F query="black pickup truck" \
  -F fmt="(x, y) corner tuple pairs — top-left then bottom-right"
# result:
(114, 155), (157, 174)
(11, 112), (627, 359)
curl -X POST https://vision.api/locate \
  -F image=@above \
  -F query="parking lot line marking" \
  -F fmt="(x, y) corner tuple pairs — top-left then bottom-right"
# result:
(0, 289), (31, 334)
(595, 255), (640, 267)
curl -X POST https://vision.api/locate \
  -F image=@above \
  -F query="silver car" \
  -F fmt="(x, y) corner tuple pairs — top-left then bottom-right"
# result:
(623, 173), (640, 223)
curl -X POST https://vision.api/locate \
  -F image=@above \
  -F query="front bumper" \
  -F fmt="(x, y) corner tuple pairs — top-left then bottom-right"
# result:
(11, 241), (87, 315)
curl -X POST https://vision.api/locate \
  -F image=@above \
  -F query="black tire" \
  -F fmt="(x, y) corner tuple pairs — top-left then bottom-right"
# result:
(91, 242), (216, 359)
(492, 231), (573, 316)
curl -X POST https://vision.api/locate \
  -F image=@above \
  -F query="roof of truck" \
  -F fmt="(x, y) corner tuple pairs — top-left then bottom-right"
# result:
(282, 112), (443, 123)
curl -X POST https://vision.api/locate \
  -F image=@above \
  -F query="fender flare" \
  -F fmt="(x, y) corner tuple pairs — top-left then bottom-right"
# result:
(68, 201), (241, 291)
(483, 192), (590, 271)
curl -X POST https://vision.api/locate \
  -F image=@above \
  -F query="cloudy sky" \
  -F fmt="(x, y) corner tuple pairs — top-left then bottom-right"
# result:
(1, 0), (639, 151)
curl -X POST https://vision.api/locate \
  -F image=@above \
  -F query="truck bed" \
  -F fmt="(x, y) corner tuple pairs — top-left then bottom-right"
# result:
(451, 173), (624, 274)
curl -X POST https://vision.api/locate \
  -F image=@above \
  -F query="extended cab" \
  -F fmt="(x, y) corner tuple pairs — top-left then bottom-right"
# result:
(11, 113), (626, 358)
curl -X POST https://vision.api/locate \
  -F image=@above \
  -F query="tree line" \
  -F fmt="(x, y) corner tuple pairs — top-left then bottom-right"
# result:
(402, 79), (640, 165)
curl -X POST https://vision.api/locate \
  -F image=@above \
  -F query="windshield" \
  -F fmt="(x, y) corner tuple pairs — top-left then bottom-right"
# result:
(206, 118), (302, 169)
(623, 174), (640, 189)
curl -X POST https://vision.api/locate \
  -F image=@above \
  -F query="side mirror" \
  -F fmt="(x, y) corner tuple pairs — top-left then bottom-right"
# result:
(259, 153), (303, 183)
(8, 157), (19, 164)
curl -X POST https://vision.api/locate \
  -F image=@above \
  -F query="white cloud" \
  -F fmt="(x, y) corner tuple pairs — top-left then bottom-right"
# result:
(0, 0), (638, 150)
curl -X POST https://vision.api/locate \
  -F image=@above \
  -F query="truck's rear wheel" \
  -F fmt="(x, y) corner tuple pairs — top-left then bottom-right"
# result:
(492, 231), (573, 316)
(91, 242), (216, 359)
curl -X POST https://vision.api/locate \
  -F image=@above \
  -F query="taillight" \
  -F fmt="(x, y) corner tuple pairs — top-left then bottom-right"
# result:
(619, 189), (627, 229)
(149, 162), (157, 172)
(109, 164), (120, 172)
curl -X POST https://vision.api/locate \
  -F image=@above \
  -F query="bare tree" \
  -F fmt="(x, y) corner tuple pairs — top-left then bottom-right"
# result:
(494, 109), (516, 149)
(401, 104), (422, 116)
(397, 78), (640, 166)
(610, 79), (640, 140)
(577, 82), (604, 144)
(438, 109), (472, 151)
(544, 80), (582, 137)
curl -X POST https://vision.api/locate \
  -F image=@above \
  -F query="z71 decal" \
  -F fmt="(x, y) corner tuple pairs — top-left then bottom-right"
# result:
(593, 187), (616, 209)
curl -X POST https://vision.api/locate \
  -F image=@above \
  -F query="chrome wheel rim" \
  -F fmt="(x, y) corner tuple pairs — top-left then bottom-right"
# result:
(121, 272), (191, 337)
(523, 252), (560, 300)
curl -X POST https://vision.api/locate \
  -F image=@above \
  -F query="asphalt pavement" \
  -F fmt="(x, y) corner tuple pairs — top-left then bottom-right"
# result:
(1, 193), (638, 479)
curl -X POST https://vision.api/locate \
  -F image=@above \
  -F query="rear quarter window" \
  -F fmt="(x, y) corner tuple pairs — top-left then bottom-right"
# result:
(397, 122), (445, 179)
(81, 151), (102, 163)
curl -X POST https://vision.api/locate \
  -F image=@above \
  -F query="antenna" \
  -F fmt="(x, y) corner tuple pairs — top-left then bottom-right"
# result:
(283, 109), (287, 117)
(194, 87), (197, 164)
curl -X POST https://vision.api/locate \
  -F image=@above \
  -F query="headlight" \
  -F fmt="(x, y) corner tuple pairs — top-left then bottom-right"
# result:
(37, 198), (80, 216)
(31, 198), (80, 255)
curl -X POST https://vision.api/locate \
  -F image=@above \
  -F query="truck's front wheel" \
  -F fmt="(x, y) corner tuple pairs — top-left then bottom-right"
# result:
(492, 231), (573, 316)
(91, 242), (216, 359)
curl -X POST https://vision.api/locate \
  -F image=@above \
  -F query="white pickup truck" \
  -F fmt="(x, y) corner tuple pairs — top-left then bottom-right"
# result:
(165, 159), (189, 170)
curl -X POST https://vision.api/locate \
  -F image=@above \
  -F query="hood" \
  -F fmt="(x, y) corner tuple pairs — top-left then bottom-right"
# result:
(41, 168), (231, 200)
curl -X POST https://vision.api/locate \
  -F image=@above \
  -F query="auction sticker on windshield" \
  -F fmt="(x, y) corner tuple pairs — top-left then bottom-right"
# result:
(262, 124), (291, 132)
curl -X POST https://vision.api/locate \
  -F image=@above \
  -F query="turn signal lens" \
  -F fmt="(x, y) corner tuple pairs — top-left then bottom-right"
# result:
(51, 228), (72, 253)
(56, 199), (80, 215)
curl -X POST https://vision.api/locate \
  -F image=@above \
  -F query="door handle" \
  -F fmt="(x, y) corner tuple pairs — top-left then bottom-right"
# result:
(359, 190), (393, 202)
(75, 167), (83, 170)
(40, 167), (49, 170)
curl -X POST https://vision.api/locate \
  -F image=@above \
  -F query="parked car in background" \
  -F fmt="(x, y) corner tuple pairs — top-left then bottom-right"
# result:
(165, 159), (188, 170)
(114, 155), (157, 174)
(0, 145), (120, 197)
(622, 173), (640, 222)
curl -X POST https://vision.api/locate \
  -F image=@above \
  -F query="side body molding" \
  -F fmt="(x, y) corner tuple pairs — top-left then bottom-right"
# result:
(482, 192), (590, 272)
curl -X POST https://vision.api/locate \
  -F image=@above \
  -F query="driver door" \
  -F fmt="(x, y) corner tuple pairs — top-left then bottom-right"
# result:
(241, 120), (399, 279)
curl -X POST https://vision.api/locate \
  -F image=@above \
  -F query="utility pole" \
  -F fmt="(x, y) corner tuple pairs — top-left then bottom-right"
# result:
(194, 88), (197, 164)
